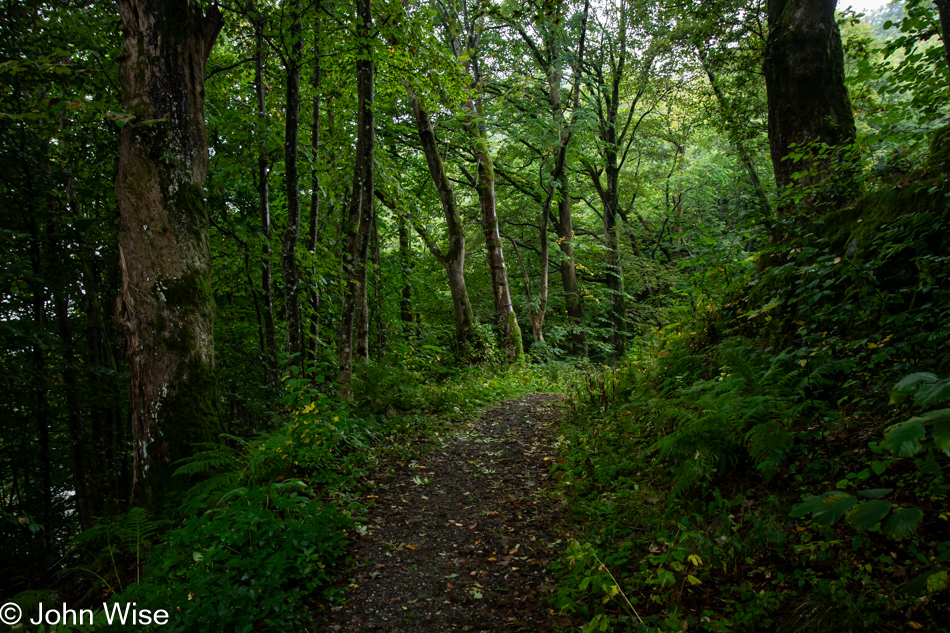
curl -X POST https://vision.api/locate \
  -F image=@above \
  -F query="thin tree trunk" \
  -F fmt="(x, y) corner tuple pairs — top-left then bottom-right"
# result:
(506, 228), (547, 343)
(547, 0), (588, 355)
(282, 0), (304, 362)
(407, 91), (476, 352)
(371, 218), (384, 357)
(82, 274), (124, 512)
(698, 49), (771, 213)
(27, 214), (52, 559)
(307, 8), (322, 366)
(54, 289), (94, 530)
(255, 12), (277, 378)
(114, 0), (224, 508)
(398, 217), (415, 330)
(339, 0), (374, 398)
(604, 164), (625, 357)
(355, 270), (370, 361)
(466, 73), (522, 359)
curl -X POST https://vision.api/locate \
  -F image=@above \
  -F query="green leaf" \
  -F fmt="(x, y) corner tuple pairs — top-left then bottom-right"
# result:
(790, 492), (856, 525)
(902, 568), (949, 595)
(932, 420), (950, 456)
(914, 380), (950, 408)
(857, 488), (893, 498)
(882, 420), (925, 456)
(882, 507), (923, 538)
(918, 407), (950, 424)
(851, 500), (892, 531)
(890, 372), (937, 404)
(871, 460), (887, 476)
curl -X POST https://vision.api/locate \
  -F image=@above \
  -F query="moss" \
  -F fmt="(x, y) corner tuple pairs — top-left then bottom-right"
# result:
(174, 181), (210, 239)
(163, 267), (214, 313)
(142, 354), (222, 504)
(508, 310), (524, 362)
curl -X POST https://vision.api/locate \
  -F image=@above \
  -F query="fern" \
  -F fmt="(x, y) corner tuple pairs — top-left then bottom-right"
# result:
(69, 507), (167, 595)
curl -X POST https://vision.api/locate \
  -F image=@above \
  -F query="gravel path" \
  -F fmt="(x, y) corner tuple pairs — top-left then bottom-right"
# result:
(314, 393), (565, 632)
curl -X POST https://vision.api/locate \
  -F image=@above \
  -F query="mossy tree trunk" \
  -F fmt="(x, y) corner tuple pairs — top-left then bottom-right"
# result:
(764, 0), (856, 201)
(339, 0), (374, 398)
(115, 0), (224, 509)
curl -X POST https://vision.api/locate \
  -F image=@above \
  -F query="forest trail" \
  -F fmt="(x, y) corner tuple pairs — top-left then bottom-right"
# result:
(315, 394), (566, 632)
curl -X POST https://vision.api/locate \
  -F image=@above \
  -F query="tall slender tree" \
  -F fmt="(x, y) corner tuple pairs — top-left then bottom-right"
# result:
(253, 5), (278, 379)
(282, 0), (304, 361)
(339, 0), (375, 397)
(406, 90), (477, 353)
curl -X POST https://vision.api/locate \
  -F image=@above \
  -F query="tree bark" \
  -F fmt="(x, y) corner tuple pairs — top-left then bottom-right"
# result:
(473, 122), (522, 359)
(339, 0), (374, 398)
(764, 0), (856, 199)
(115, 0), (224, 508)
(282, 0), (304, 362)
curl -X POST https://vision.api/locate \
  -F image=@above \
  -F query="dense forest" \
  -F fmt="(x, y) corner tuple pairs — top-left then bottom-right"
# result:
(1, 0), (948, 630)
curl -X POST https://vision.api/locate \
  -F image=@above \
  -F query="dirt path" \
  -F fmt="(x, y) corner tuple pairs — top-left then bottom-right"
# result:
(314, 393), (565, 632)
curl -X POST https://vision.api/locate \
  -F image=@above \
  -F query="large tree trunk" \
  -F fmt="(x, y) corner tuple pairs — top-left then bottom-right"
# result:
(254, 12), (277, 379)
(114, 0), (224, 508)
(282, 0), (304, 362)
(764, 0), (856, 198)
(339, 0), (374, 398)
(407, 92), (477, 353)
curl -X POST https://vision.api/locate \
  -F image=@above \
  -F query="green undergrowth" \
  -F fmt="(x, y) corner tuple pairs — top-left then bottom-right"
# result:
(6, 360), (576, 633)
(553, 338), (948, 632)
(550, 138), (950, 632)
